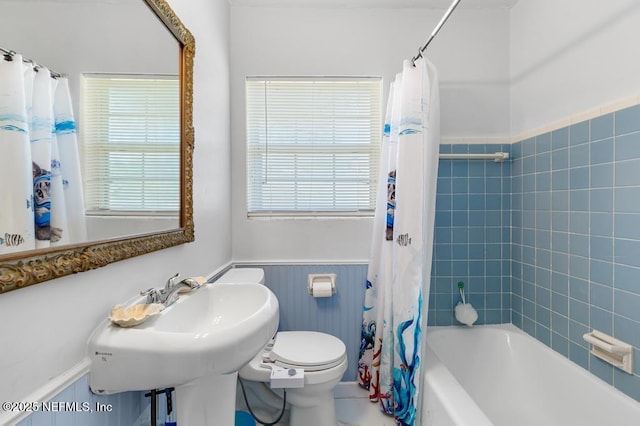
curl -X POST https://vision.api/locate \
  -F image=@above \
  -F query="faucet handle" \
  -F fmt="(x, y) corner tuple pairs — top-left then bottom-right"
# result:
(165, 273), (180, 290)
(140, 287), (161, 304)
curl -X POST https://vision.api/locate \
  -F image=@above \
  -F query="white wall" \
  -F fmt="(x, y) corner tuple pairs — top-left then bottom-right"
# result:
(230, 6), (511, 263)
(1, 0), (178, 120)
(510, 0), (640, 135)
(0, 0), (231, 407)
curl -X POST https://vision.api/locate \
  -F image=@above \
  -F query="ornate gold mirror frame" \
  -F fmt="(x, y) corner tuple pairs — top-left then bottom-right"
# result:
(0, 0), (195, 294)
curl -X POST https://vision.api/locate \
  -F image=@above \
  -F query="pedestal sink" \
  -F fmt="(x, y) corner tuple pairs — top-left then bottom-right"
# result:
(87, 282), (279, 425)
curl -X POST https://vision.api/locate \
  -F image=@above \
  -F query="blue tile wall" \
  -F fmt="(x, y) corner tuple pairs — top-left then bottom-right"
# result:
(511, 104), (640, 402)
(430, 144), (512, 326)
(16, 374), (162, 426)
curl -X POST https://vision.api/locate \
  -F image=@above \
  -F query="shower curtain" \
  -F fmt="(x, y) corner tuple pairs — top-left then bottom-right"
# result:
(358, 57), (440, 426)
(0, 55), (86, 254)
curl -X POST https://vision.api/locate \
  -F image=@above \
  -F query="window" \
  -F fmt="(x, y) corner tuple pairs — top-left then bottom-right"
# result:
(246, 77), (382, 216)
(81, 74), (180, 214)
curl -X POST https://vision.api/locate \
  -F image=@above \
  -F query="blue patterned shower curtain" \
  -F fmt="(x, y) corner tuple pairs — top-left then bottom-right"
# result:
(358, 58), (440, 426)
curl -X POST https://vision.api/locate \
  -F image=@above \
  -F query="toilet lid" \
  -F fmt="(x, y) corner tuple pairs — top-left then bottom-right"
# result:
(270, 331), (346, 370)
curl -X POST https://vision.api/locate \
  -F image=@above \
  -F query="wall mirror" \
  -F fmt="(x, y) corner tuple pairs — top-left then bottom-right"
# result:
(0, 0), (195, 293)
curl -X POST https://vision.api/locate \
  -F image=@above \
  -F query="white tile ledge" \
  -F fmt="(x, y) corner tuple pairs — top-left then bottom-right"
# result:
(0, 357), (91, 425)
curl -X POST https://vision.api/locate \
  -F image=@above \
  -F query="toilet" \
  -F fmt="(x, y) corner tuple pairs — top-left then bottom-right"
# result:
(215, 268), (348, 426)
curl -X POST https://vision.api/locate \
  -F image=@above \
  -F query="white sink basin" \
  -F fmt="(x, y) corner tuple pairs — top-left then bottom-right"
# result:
(88, 282), (279, 394)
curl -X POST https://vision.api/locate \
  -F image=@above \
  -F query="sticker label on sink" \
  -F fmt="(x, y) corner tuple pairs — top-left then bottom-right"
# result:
(95, 351), (113, 362)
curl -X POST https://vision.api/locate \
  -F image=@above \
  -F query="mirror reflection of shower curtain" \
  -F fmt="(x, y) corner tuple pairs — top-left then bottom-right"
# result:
(54, 78), (86, 244)
(358, 57), (440, 426)
(0, 55), (86, 254)
(31, 67), (60, 248)
(0, 55), (36, 254)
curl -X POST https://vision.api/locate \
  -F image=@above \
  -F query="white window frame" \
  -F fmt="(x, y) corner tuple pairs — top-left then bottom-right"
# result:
(80, 74), (180, 216)
(245, 76), (382, 218)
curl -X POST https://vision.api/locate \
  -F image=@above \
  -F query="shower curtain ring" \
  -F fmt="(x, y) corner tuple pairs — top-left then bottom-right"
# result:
(412, 49), (423, 67)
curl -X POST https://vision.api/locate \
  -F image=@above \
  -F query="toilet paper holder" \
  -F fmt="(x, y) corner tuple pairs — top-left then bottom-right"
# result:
(307, 273), (336, 296)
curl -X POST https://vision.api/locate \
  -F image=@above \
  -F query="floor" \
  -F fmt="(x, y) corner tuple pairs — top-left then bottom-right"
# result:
(237, 381), (396, 426)
(335, 397), (396, 426)
(334, 382), (396, 426)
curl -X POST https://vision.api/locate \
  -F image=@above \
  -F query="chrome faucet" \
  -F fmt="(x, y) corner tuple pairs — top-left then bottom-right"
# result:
(140, 273), (201, 306)
(160, 276), (201, 307)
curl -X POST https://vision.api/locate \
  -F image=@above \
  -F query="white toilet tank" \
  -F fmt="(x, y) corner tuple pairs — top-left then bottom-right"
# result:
(215, 268), (265, 285)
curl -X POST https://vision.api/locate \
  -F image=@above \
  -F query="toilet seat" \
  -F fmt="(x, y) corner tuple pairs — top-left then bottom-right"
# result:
(268, 331), (346, 372)
(239, 330), (348, 384)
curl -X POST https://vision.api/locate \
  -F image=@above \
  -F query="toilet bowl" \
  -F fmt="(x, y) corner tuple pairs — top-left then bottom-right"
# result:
(215, 268), (348, 426)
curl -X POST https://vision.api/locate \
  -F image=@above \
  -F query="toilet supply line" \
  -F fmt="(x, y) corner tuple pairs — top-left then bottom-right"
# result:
(239, 377), (287, 426)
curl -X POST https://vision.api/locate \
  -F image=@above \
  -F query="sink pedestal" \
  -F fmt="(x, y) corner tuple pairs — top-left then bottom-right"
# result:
(176, 373), (237, 426)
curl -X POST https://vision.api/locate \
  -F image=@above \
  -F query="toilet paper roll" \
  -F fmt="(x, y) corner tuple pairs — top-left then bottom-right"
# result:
(311, 280), (333, 298)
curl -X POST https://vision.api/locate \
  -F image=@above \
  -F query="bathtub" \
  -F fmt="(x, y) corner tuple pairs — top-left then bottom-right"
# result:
(422, 324), (640, 426)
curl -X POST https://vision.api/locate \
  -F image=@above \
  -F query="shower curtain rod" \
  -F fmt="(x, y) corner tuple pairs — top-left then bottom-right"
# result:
(1, 46), (65, 79)
(412, 0), (462, 65)
(439, 152), (510, 163)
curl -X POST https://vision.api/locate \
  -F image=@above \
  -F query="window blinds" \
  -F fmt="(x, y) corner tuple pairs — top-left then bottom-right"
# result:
(246, 77), (382, 216)
(81, 75), (180, 214)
